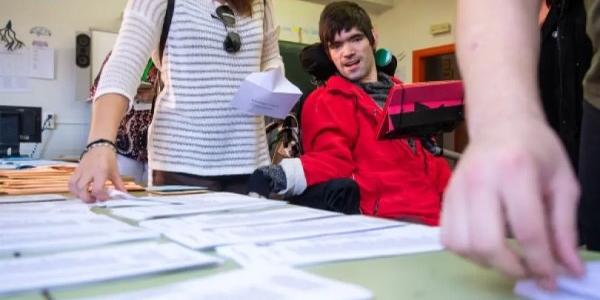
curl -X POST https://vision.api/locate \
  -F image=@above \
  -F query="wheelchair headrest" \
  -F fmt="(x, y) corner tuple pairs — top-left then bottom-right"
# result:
(300, 43), (337, 83)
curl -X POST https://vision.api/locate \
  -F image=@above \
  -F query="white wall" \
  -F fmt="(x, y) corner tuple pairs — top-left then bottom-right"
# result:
(0, 0), (127, 159)
(374, 0), (456, 82)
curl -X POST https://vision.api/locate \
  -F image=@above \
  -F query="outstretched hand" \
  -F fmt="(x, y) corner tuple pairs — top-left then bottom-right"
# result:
(441, 118), (584, 289)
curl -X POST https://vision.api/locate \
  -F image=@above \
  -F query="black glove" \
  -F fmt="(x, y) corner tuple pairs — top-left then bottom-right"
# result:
(247, 165), (287, 198)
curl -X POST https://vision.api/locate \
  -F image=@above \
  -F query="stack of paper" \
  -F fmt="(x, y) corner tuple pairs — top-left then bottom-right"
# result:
(217, 225), (443, 267)
(0, 165), (143, 195)
(161, 215), (404, 249)
(80, 267), (372, 300)
(0, 242), (222, 296)
(515, 262), (600, 300)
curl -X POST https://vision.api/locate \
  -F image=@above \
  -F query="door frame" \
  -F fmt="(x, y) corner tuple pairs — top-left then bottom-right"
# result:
(412, 44), (455, 82)
(412, 43), (468, 154)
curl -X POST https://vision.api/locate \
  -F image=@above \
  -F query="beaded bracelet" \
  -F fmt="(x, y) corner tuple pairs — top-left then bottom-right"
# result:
(79, 139), (117, 160)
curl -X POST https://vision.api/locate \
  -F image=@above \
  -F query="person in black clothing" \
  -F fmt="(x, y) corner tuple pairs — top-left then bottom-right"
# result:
(539, 0), (600, 250)
(538, 0), (592, 171)
(538, 0), (600, 251)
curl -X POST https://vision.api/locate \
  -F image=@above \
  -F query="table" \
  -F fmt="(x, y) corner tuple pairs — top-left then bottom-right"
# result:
(2, 195), (599, 300)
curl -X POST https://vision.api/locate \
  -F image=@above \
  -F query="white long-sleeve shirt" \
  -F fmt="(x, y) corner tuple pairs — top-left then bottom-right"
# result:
(95, 0), (283, 177)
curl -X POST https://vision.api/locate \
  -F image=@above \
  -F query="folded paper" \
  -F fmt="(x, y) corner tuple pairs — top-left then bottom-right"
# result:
(231, 67), (302, 119)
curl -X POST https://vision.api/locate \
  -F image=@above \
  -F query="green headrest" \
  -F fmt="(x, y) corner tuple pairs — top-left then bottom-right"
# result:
(375, 48), (393, 68)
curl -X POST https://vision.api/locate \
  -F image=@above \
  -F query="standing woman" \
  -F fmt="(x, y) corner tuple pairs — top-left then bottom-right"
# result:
(69, 0), (283, 202)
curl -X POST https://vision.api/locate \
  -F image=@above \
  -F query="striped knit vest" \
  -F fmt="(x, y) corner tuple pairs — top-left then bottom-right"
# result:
(150, 0), (271, 177)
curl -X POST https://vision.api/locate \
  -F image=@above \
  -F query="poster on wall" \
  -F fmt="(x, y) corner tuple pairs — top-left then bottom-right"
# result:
(0, 49), (31, 92)
(29, 46), (55, 80)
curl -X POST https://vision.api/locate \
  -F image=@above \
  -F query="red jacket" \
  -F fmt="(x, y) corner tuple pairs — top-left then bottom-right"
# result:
(299, 75), (451, 225)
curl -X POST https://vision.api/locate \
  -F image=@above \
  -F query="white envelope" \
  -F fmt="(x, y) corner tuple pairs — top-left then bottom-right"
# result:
(231, 67), (302, 119)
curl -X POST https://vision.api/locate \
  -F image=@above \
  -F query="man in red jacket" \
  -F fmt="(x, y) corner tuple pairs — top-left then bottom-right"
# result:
(248, 1), (451, 226)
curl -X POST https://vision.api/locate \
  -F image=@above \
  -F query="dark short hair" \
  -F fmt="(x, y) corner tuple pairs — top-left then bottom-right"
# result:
(319, 1), (375, 48)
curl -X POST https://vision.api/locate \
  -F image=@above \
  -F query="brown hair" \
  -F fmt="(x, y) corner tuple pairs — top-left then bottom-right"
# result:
(319, 1), (375, 47)
(227, 0), (254, 17)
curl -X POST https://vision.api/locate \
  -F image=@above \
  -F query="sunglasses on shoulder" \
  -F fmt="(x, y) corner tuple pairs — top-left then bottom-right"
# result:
(212, 5), (241, 53)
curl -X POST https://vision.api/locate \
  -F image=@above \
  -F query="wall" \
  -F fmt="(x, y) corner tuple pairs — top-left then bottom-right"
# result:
(374, 0), (456, 82)
(0, 0), (127, 159)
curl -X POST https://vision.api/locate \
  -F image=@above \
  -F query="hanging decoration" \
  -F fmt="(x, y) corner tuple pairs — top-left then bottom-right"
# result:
(0, 20), (25, 51)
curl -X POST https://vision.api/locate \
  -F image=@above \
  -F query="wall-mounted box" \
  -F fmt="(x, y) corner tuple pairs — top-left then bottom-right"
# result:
(430, 23), (452, 35)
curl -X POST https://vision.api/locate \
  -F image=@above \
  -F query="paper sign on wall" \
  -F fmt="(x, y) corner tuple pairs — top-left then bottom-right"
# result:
(0, 49), (31, 92)
(29, 46), (55, 80)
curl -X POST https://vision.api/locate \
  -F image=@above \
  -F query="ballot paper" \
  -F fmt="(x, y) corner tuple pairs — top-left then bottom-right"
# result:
(0, 215), (159, 255)
(139, 191), (265, 204)
(162, 215), (404, 249)
(0, 242), (222, 296)
(110, 196), (286, 221)
(0, 201), (90, 215)
(217, 225), (443, 267)
(0, 194), (66, 204)
(515, 261), (600, 300)
(231, 67), (302, 119)
(80, 267), (372, 300)
(0, 214), (128, 233)
(93, 189), (195, 208)
(145, 185), (208, 194)
(94, 199), (171, 208)
(140, 206), (340, 231)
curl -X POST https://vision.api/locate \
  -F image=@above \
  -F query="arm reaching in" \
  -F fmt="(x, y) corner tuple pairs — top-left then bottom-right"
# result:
(68, 0), (166, 202)
(68, 96), (128, 203)
(442, 0), (583, 289)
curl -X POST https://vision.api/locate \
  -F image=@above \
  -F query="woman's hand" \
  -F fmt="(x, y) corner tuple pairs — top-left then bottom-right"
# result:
(68, 146), (126, 203)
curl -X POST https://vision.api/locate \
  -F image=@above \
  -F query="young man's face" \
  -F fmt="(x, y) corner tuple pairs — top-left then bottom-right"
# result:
(327, 27), (377, 83)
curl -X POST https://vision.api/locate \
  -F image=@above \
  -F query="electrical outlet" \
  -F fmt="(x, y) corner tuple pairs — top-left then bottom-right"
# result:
(46, 113), (56, 130)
